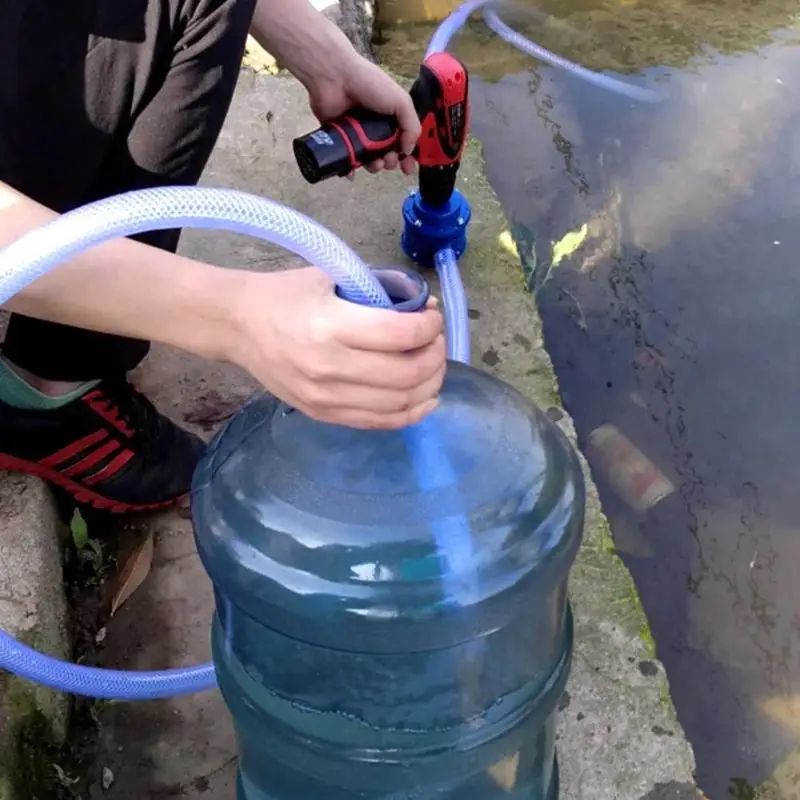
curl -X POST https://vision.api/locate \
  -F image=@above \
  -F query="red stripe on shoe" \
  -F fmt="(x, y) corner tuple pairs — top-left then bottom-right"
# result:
(84, 449), (135, 485)
(40, 430), (109, 468)
(0, 454), (183, 513)
(61, 440), (120, 478)
(82, 392), (135, 437)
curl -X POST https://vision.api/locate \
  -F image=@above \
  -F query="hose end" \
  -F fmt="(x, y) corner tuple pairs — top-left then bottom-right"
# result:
(335, 266), (430, 312)
(401, 189), (472, 269)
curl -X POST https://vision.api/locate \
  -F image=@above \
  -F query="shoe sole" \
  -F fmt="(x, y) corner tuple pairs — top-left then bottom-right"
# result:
(0, 455), (185, 514)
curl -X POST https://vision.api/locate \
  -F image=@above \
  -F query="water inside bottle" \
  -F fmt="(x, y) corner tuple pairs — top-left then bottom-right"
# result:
(213, 611), (562, 799)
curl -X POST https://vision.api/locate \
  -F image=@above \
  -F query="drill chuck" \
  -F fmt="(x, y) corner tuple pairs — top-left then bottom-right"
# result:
(419, 164), (459, 208)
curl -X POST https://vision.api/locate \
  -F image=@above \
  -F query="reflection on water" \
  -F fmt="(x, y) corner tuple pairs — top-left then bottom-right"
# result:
(380, 1), (800, 796)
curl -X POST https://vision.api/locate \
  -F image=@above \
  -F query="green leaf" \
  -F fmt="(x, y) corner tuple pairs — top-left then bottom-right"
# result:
(70, 509), (89, 551)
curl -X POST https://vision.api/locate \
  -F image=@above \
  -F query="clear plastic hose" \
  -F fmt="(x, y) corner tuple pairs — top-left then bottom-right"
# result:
(482, 7), (663, 103)
(405, 248), (475, 609)
(426, 0), (487, 56)
(0, 185), (400, 700)
(427, 0), (665, 103)
(0, 187), (391, 308)
(435, 248), (471, 363)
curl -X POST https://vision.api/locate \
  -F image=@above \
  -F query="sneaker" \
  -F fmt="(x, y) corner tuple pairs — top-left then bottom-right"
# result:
(0, 377), (205, 513)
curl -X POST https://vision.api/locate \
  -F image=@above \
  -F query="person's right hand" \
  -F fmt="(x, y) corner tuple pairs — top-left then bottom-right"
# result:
(232, 266), (446, 429)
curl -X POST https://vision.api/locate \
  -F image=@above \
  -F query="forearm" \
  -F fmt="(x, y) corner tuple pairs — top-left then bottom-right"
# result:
(0, 182), (246, 365)
(250, 0), (355, 88)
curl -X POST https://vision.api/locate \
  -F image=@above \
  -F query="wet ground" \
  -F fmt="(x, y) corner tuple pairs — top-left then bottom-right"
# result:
(377, 1), (800, 796)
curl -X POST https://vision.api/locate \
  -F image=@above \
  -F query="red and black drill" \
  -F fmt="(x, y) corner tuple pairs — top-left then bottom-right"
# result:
(292, 52), (470, 208)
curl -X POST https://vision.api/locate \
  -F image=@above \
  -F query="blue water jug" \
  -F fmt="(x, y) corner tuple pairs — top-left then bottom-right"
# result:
(191, 357), (585, 799)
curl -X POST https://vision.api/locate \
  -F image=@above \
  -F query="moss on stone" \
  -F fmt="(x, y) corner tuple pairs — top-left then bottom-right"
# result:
(587, 522), (658, 658)
(626, 581), (657, 659)
(594, 514), (618, 556)
(0, 623), (69, 799)
(0, 679), (64, 800)
(11, 704), (62, 800)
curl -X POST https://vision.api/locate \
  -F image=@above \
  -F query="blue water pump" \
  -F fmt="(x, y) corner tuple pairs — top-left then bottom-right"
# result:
(191, 51), (586, 798)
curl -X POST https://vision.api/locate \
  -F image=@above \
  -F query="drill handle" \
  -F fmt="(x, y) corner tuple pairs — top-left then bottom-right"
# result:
(334, 107), (402, 168)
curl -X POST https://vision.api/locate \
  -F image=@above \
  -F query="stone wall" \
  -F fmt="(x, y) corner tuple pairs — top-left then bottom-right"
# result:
(244, 0), (378, 75)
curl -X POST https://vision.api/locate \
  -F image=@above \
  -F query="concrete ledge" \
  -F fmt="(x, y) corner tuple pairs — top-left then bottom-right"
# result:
(0, 473), (69, 800)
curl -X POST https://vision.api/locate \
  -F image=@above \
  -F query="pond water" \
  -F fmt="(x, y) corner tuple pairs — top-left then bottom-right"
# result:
(379, 2), (800, 796)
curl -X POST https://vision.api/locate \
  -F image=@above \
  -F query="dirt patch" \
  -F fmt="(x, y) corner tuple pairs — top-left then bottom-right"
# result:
(44, 493), (168, 799)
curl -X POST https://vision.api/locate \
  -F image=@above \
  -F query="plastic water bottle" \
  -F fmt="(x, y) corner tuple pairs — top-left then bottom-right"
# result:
(192, 360), (585, 799)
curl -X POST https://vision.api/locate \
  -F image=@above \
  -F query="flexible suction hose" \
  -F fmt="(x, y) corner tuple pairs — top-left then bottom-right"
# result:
(0, 186), (473, 700)
(0, 0), (660, 701)
(0, 188), (391, 308)
(434, 248), (470, 363)
(427, 0), (664, 103)
(0, 187), (402, 699)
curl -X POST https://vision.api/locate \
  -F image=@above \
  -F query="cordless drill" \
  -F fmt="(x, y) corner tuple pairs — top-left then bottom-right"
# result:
(292, 52), (469, 208)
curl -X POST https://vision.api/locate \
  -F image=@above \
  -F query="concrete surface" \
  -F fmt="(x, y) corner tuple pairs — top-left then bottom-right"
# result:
(66, 71), (702, 799)
(0, 474), (69, 800)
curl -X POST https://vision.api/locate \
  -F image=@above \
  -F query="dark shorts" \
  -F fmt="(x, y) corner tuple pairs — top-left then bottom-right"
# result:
(0, 0), (256, 380)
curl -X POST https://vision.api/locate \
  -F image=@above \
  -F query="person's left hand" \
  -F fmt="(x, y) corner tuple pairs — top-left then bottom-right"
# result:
(306, 53), (421, 176)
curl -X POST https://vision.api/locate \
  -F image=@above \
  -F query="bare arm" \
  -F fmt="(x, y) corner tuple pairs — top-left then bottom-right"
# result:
(0, 181), (445, 429)
(249, 0), (420, 164)
(0, 181), (245, 366)
(249, 0), (356, 91)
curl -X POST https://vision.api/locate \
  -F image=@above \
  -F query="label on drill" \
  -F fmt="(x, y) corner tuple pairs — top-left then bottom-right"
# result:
(310, 130), (335, 147)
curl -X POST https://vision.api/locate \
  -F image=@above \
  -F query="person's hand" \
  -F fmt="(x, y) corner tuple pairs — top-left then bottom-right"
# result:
(305, 52), (421, 176)
(249, 0), (419, 172)
(233, 267), (446, 429)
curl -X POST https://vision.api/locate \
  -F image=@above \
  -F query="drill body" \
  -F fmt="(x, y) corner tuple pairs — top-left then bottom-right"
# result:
(293, 52), (470, 208)
(410, 52), (470, 207)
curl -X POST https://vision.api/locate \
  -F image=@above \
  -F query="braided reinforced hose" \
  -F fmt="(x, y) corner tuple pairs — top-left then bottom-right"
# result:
(0, 184), (474, 700)
(0, 186), (408, 700)
(435, 248), (471, 363)
(0, 187), (391, 308)
(427, 0), (665, 103)
(0, 634), (215, 700)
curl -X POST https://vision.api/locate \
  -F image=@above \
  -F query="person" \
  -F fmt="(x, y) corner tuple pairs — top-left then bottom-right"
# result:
(0, 0), (446, 514)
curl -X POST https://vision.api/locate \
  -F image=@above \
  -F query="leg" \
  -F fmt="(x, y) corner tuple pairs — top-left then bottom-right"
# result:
(0, 0), (255, 510)
(2, 0), (256, 381)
